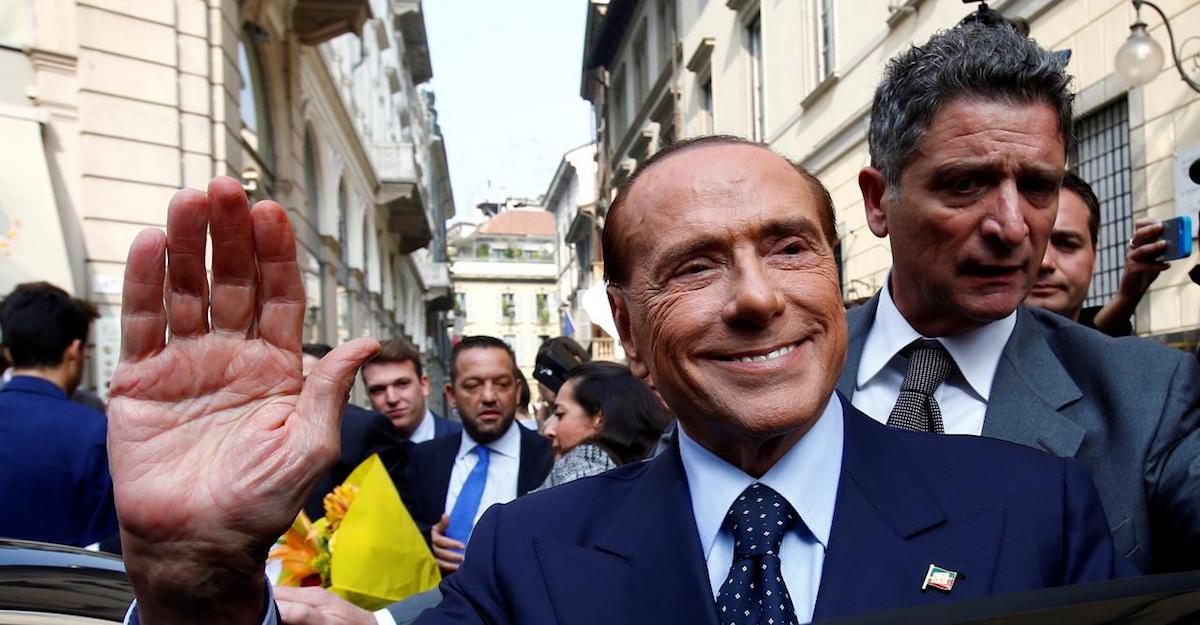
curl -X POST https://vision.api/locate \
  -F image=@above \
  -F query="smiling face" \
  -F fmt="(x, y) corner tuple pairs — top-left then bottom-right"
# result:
(1026, 187), (1097, 320)
(861, 98), (1066, 336)
(607, 143), (846, 471)
(446, 346), (518, 445)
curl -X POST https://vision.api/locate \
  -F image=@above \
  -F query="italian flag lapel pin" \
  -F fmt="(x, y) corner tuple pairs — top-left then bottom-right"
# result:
(922, 564), (959, 592)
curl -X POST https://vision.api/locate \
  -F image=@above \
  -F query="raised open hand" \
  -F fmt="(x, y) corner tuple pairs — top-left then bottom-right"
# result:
(108, 177), (378, 624)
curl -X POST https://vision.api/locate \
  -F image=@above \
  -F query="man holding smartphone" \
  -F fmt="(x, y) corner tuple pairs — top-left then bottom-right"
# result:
(1025, 171), (1175, 337)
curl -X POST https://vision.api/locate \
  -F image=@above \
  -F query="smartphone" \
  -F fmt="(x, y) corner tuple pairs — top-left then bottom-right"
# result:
(1156, 215), (1193, 261)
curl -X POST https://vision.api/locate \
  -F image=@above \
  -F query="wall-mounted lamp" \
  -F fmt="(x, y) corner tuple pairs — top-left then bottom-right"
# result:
(1115, 0), (1199, 92)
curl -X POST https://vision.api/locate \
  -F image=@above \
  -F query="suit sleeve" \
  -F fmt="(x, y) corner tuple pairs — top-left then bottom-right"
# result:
(413, 505), (510, 625)
(1061, 458), (1138, 582)
(1145, 352), (1200, 571)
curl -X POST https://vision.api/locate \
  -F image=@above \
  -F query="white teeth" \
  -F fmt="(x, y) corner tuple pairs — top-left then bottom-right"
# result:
(734, 343), (797, 363)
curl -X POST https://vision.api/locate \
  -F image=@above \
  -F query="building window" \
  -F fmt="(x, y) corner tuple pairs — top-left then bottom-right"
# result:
(454, 292), (466, 317)
(536, 293), (550, 325)
(504, 335), (520, 364)
(302, 129), (320, 241)
(1071, 98), (1132, 310)
(633, 23), (649, 103)
(700, 76), (714, 133)
(746, 14), (765, 141)
(816, 0), (835, 80)
(500, 293), (516, 322)
(657, 0), (675, 71)
(237, 31), (275, 175)
(610, 66), (627, 140)
(337, 180), (349, 271)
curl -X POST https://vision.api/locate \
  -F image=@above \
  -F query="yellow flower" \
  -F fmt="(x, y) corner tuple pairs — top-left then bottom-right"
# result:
(324, 483), (359, 532)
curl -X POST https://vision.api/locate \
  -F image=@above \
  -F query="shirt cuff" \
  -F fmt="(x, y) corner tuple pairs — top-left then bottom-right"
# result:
(123, 582), (279, 625)
(374, 607), (398, 625)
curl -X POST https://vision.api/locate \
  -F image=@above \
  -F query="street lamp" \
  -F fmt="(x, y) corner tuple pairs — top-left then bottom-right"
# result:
(1114, 0), (1200, 92)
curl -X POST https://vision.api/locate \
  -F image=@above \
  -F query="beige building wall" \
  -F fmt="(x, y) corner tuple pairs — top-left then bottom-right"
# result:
(450, 259), (559, 380)
(584, 0), (1200, 346)
(2, 0), (457, 399)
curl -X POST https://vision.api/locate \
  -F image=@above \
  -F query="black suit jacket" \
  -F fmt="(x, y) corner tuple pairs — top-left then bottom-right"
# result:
(303, 404), (407, 519)
(400, 423), (553, 539)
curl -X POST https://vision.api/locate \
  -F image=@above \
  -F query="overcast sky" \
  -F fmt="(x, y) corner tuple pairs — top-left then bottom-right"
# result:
(423, 0), (594, 224)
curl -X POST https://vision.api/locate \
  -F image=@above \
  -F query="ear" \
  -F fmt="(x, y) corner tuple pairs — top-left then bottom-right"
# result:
(607, 286), (648, 380)
(444, 383), (457, 410)
(420, 374), (431, 397)
(859, 167), (891, 239)
(591, 408), (605, 432)
(64, 339), (83, 364)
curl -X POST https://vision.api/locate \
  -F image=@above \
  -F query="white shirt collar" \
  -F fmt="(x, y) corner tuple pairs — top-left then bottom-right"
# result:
(456, 418), (521, 461)
(857, 278), (1016, 400)
(677, 396), (843, 559)
(408, 409), (437, 444)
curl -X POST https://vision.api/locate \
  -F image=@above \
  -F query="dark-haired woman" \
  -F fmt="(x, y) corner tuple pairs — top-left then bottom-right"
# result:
(535, 361), (668, 491)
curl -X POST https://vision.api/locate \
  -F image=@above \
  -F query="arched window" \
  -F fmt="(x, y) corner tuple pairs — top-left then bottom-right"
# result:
(237, 30), (276, 177)
(302, 128), (320, 242)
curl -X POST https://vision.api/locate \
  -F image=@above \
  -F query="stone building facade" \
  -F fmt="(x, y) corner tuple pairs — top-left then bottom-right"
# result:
(448, 208), (559, 381)
(0, 0), (456, 402)
(580, 0), (1200, 347)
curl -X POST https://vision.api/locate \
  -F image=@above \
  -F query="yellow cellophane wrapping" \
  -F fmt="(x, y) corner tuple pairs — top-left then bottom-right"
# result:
(326, 454), (442, 609)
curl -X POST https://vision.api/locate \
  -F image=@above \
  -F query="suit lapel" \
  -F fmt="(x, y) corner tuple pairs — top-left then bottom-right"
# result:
(430, 437), (457, 514)
(982, 307), (1085, 458)
(516, 426), (553, 496)
(813, 402), (1003, 620)
(837, 294), (880, 399)
(534, 445), (719, 625)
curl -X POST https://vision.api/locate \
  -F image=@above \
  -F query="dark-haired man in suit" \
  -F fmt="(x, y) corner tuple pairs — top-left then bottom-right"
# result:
(400, 335), (552, 576)
(843, 18), (1200, 574)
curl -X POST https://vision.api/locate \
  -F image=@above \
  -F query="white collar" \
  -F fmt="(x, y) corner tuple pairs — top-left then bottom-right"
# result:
(677, 396), (843, 559)
(408, 409), (436, 443)
(456, 418), (521, 460)
(857, 279), (1015, 401)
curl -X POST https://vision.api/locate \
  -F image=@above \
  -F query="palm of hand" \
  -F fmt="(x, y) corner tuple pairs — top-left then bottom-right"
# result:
(109, 333), (318, 549)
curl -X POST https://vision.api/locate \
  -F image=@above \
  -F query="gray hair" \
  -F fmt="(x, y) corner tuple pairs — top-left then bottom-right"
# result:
(867, 21), (1073, 191)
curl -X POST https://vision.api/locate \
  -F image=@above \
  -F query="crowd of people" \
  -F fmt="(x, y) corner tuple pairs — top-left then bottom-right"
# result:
(1, 12), (1198, 625)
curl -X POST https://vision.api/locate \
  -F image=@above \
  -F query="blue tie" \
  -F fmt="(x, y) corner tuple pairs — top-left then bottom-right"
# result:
(715, 483), (800, 625)
(445, 445), (491, 547)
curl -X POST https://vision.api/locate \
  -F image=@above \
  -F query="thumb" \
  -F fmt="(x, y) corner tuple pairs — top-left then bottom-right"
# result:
(298, 337), (380, 435)
(436, 513), (450, 531)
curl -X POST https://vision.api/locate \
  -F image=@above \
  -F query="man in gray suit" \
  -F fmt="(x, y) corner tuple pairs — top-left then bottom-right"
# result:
(843, 20), (1200, 573)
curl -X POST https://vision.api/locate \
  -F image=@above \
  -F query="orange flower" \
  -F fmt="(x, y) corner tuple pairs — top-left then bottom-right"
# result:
(324, 483), (359, 532)
(269, 510), (323, 587)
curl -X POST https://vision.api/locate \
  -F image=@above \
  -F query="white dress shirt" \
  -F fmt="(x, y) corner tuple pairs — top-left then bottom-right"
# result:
(678, 396), (844, 625)
(408, 409), (437, 444)
(443, 420), (521, 527)
(851, 280), (1015, 435)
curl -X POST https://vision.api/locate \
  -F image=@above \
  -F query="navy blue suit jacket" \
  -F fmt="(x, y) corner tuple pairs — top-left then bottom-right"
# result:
(840, 298), (1200, 572)
(431, 412), (462, 440)
(0, 376), (118, 546)
(303, 404), (407, 519)
(400, 423), (553, 539)
(414, 398), (1129, 624)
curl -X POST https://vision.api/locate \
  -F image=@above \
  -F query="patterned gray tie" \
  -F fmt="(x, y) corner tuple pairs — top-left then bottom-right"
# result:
(887, 339), (954, 434)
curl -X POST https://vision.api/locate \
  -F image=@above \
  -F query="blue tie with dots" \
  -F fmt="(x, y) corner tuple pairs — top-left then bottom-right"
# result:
(715, 483), (799, 625)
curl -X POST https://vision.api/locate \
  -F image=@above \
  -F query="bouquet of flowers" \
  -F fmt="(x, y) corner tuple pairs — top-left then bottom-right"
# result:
(269, 454), (441, 609)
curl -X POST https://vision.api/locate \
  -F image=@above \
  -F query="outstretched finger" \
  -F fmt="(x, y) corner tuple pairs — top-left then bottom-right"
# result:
(251, 200), (306, 353)
(121, 229), (168, 361)
(208, 176), (257, 335)
(165, 189), (210, 338)
(297, 337), (381, 441)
